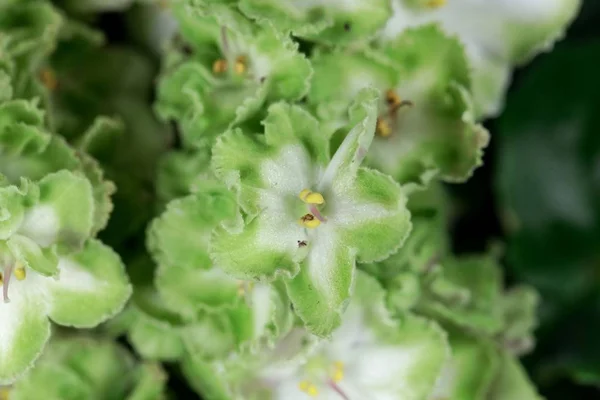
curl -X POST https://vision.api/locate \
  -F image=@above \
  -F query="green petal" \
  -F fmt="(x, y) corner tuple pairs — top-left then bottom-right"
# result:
(210, 212), (302, 280)
(149, 189), (241, 316)
(308, 48), (398, 123)
(317, 87), (379, 188)
(0, 280), (50, 384)
(156, 264), (241, 318)
(181, 353), (232, 400)
(498, 285), (540, 356)
(41, 337), (135, 398)
(128, 307), (186, 361)
(430, 331), (500, 400)
(6, 234), (59, 276)
(285, 238), (354, 337)
(45, 239), (132, 327)
(0, 183), (26, 240)
(148, 191), (238, 271)
(126, 363), (168, 400)
(371, 25), (489, 183)
(180, 313), (239, 360)
(76, 151), (116, 236)
(9, 363), (94, 400)
(262, 102), (329, 167)
(418, 254), (504, 334)
(487, 353), (543, 400)
(32, 170), (95, 253)
(238, 0), (392, 45)
(336, 167), (411, 263)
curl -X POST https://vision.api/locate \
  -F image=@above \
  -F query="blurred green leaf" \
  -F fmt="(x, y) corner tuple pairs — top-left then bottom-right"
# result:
(496, 39), (600, 386)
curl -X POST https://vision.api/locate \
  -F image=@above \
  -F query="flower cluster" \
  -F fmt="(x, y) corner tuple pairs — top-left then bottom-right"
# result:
(0, 0), (580, 398)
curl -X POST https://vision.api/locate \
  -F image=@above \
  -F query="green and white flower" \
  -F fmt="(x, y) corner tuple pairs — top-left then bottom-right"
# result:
(0, 171), (131, 384)
(211, 88), (411, 336)
(182, 272), (449, 400)
(379, 0), (581, 117)
(145, 180), (293, 350)
(309, 25), (488, 184)
(156, 2), (311, 149)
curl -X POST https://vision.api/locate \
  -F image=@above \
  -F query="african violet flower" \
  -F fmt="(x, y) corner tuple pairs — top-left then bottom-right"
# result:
(7, 336), (167, 400)
(0, 171), (131, 383)
(309, 25), (488, 184)
(182, 272), (448, 400)
(0, 99), (115, 236)
(107, 255), (291, 363)
(107, 182), (293, 363)
(156, 2), (311, 149)
(379, 0), (581, 117)
(211, 88), (411, 336)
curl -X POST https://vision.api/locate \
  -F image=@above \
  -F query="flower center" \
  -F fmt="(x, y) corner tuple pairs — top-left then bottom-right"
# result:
(1, 261), (26, 303)
(297, 360), (348, 398)
(212, 54), (249, 77)
(376, 89), (413, 138)
(298, 189), (327, 228)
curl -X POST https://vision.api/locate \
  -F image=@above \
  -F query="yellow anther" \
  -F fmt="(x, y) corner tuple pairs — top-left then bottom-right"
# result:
(0, 387), (9, 400)
(299, 189), (325, 205)
(40, 68), (58, 91)
(299, 214), (321, 229)
(0, 272), (3, 286)
(234, 55), (247, 75)
(376, 118), (392, 138)
(14, 265), (26, 281)
(385, 89), (402, 108)
(237, 281), (254, 296)
(298, 381), (319, 396)
(212, 59), (228, 74)
(426, 0), (447, 9)
(331, 361), (345, 383)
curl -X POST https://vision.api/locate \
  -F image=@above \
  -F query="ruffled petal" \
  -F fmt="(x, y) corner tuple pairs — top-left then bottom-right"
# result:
(45, 239), (131, 327)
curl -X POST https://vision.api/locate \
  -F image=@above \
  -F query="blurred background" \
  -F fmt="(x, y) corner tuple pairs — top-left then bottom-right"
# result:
(451, 1), (600, 398)
(50, 0), (600, 398)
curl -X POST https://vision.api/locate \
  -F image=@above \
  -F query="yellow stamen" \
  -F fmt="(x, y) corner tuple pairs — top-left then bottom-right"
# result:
(234, 55), (247, 75)
(212, 59), (228, 74)
(426, 0), (446, 9)
(14, 265), (26, 281)
(298, 381), (319, 396)
(0, 387), (10, 400)
(237, 281), (254, 296)
(299, 214), (321, 229)
(331, 361), (344, 383)
(40, 68), (58, 91)
(0, 272), (3, 286)
(385, 89), (402, 108)
(299, 189), (325, 205)
(376, 118), (392, 138)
